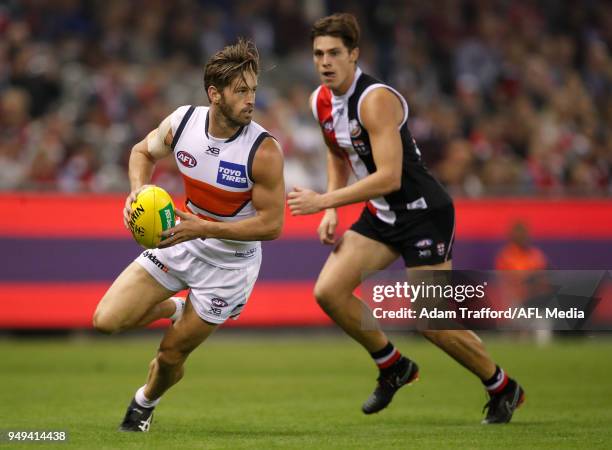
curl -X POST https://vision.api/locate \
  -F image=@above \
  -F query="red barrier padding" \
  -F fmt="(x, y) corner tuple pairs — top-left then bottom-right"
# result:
(0, 281), (330, 329)
(2, 193), (611, 239)
(456, 199), (612, 238)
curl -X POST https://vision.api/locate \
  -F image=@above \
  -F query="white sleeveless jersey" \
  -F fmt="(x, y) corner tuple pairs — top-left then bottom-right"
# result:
(169, 105), (271, 269)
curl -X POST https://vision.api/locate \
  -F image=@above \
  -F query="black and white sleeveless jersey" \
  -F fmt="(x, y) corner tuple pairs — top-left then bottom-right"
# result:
(311, 67), (452, 225)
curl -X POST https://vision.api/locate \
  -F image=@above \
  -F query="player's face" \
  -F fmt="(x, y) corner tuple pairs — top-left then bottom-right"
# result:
(313, 36), (359, 94)
(219, 70), (257, 127)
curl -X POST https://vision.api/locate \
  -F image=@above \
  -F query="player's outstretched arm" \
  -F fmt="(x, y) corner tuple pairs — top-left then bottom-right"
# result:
(123, 116), (173, 229)
(158, 137), (285, 246)
(288, 88), (403, 215)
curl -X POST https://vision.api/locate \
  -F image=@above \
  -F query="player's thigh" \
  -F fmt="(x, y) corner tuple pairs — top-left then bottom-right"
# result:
(95, 261), (176, 327)
(405, 259), (453, 288)
(406, 259), (452, 274)
(157, 295), (217, 365)
(316, 230), (399, 298)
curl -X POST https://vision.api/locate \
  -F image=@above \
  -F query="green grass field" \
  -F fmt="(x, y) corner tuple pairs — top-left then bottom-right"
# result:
(1, 333), (611, 449)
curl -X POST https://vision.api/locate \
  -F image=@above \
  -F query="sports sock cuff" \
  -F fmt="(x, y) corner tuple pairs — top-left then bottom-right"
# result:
(370, 342), (402, 370)
(483, 366), (508, 394)
(135, 385), (161, 408)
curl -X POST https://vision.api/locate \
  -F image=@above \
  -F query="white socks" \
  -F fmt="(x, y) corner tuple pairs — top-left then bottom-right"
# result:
(169, 297), (185, 322)
(134, 385), (161, 409)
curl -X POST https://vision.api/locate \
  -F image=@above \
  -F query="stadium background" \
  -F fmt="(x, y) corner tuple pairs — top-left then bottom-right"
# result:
(0, 1), (611, 448)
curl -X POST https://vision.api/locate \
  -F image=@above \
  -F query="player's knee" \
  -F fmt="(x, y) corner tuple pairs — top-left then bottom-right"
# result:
(420, 329), (436, 342)
(92, 310), (121, 334)
(313, 280), (335, 311)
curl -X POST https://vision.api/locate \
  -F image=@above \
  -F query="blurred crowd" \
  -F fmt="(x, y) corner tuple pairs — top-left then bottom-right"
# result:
(0, 0), (610, 196)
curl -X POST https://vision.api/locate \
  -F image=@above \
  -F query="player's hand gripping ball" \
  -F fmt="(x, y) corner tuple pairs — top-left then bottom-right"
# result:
(128, 186), (176, 248)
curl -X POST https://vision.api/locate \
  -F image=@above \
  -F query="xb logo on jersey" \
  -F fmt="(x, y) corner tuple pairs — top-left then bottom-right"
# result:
(217, 161), (248, 188)
(177, 151), (197, 168)
(205, 145), (220, 157)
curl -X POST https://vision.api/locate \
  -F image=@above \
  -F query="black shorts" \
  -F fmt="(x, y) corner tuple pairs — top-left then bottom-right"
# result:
(350, 203), (455, 267)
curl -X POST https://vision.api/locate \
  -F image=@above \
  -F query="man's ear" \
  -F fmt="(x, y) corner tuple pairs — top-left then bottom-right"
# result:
(349, 47), (360, 64)
(208, 86), (221, 104)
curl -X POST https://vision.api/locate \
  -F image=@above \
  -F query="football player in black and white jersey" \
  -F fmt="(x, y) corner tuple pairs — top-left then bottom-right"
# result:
(288, 13), (524, 424)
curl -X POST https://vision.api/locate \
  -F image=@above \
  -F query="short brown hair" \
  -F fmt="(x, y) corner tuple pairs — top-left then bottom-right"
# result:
(204, 39), (259, 100)
(311, 13), (360, 50)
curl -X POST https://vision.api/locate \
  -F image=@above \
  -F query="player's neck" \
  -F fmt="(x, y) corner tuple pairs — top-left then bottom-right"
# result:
(331, 66), (357, 96)
(209, 106), (242, 139)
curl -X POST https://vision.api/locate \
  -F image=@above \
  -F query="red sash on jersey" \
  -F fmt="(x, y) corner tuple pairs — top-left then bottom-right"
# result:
(316, 86), (353, 167)
(182, 172), (251, 218)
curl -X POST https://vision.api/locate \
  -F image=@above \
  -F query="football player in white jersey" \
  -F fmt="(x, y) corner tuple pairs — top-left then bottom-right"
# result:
(92, 40), (285, 432)
(288, 14), (524, 424)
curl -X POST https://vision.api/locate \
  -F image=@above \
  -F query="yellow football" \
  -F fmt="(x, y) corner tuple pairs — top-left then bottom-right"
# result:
(128, 186), (175, 248)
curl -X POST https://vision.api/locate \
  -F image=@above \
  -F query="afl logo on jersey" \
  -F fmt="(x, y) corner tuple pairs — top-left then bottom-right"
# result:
(211, 298), (228, 308)
(349, 119), (362, 138)
(177, 151), (197, 168)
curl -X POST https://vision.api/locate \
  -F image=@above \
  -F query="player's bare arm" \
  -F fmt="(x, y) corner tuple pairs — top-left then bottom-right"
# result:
(305, 91), (352, 244)
(122, 116), (173, 229)
(159, 137), (285, 247)
(317, 146), (351, 244)
(288, 87), (403, 215)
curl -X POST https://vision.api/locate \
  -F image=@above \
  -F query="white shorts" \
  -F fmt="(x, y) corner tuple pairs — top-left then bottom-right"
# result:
(135, 243), (261, 324)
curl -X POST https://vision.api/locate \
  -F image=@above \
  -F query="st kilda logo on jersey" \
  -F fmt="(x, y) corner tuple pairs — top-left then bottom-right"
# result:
(177, 150), (197, 168)
(323, 118), (334, 134)
(349, 119), (362, 138)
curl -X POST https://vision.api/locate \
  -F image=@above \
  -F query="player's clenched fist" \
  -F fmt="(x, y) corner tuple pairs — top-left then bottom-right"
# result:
(317, 209), (338, 245)
(287, 186), (324, 215)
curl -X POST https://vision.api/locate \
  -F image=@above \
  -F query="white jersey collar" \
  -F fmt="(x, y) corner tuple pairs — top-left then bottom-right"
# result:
(331, 66), (362, 101)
